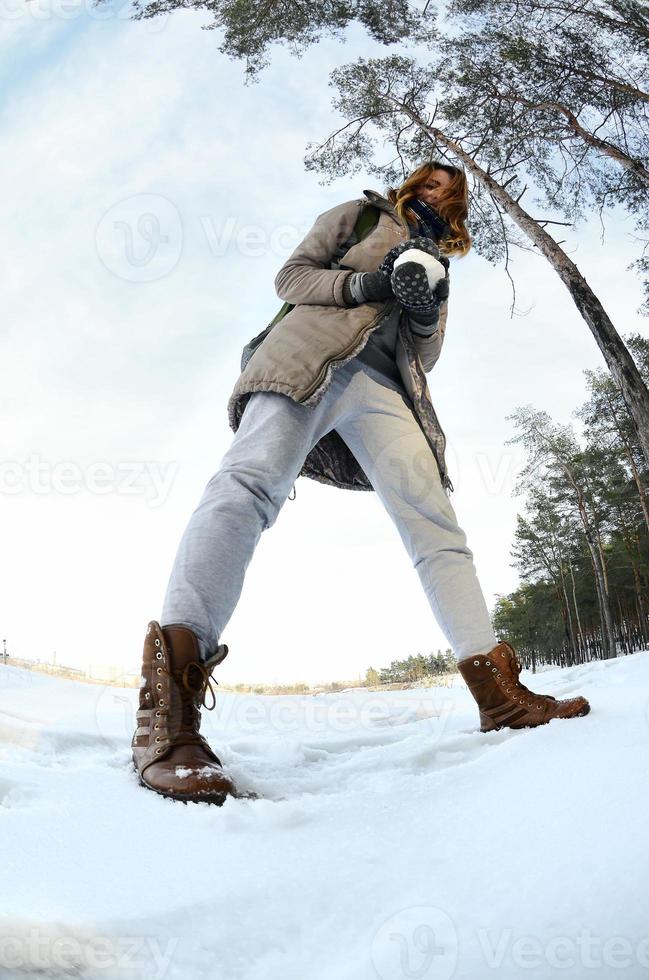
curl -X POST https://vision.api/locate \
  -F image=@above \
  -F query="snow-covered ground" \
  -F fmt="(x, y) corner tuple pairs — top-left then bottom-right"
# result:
(1, 652), (648, 980)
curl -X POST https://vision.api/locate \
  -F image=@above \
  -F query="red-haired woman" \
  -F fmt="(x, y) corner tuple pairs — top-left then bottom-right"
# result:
(131, 162), (590, 805)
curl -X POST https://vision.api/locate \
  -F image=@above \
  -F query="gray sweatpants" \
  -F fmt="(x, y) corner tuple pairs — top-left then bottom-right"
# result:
(160, 358), (498, 663)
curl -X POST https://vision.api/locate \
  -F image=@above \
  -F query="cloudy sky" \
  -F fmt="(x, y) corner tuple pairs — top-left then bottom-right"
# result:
(1, 4), (646, 685)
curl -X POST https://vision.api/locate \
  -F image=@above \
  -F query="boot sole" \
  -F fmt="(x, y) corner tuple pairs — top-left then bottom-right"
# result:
(137, 772), (230, 806)
(135, 768), (259, 805)
(480, 699), (590, 733)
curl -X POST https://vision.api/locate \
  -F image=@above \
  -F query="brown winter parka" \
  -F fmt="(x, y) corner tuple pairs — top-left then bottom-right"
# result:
(227, 188), (454, 495)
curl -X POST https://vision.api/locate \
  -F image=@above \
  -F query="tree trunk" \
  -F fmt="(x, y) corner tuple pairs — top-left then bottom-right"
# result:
(568, 557), (585, 660)
(558, 562), (578, 662)
(576, 495), (617, 658)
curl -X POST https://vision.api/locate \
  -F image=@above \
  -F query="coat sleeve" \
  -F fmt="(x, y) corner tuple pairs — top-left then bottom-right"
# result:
(274, 199), (362, 307)
(409, 296), (449, 373)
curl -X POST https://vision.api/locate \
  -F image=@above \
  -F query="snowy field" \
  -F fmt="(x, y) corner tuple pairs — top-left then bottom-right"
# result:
(1, 652), (648, 980)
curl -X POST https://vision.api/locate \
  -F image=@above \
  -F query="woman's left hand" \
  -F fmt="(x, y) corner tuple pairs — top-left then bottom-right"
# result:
(391, 256), (450, 316)
(377, 236), (444, 278)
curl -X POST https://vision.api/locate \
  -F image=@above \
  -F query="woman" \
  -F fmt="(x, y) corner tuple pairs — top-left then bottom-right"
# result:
(131, 162), (590, 805)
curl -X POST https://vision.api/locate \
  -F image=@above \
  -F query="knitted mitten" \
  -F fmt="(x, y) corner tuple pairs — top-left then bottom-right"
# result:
(342, 269), (393, 305)
(391, 248), (450, 318)
(342, 237), (449, 309)
(377, 236), (444, 277)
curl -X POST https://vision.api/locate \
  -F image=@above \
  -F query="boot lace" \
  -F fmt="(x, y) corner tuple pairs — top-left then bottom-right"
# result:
(509, 652), (536, 697)
(505, 647), (552, 708)
(491, 643), (544, 708)
(156, 661), (218, 748)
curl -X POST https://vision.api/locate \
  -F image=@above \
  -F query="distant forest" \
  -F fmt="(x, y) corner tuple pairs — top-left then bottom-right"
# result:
(494, 334), (649, 669)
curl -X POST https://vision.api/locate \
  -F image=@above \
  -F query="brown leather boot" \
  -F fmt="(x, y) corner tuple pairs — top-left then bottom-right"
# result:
(457, 641), (590, 733)
(132, 621), (238, 804)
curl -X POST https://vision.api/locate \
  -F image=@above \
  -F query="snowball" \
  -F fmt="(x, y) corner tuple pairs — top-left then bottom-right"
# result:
(393, 248), (446, 291)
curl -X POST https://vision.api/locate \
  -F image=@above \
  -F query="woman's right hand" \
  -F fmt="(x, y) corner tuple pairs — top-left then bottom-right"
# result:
(342, 268), (393, 305)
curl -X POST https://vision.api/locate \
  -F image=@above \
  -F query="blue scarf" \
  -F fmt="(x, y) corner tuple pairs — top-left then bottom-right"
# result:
(408, 198), (450, 243)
